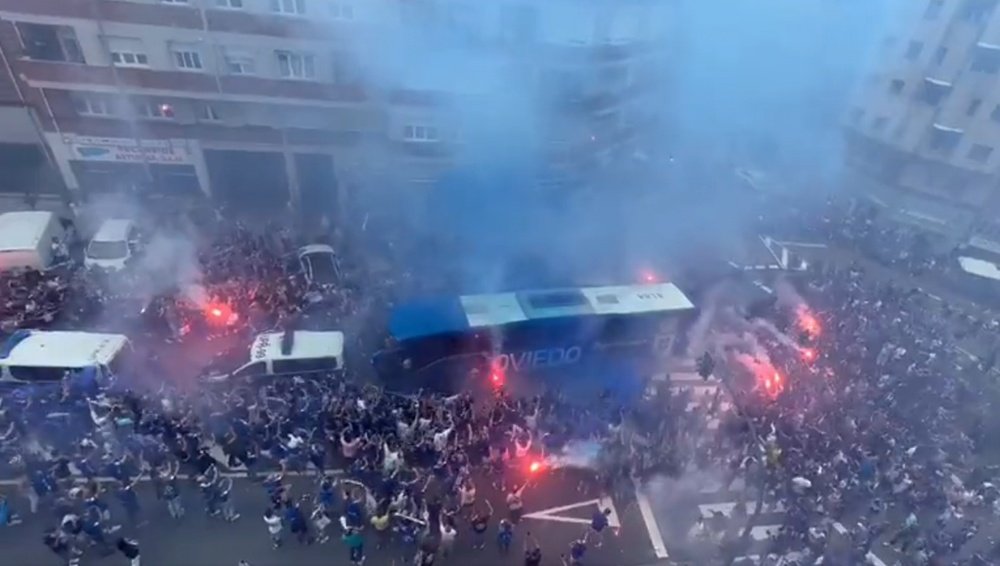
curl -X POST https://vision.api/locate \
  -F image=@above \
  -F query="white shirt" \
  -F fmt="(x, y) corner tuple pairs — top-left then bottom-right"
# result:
(342, 437), (360, 458)
(459, 485), (476, 506)
(515, 437), (531, 458)
(264, 514), (282, 534)
(440, 525), (457, 544)
(383, 446), (402, 473)
(433, 428), (452, 452)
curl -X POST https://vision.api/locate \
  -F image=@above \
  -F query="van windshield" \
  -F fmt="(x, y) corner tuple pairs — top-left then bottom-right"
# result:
(8, 365), (67, 382)
(88, 241), (128, 260)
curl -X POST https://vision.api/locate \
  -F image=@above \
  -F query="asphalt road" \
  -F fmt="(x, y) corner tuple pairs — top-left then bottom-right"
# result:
(0, 467), (667, 566)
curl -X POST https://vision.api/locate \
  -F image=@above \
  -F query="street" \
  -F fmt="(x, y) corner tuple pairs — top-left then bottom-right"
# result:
(0, 466), (669, 566)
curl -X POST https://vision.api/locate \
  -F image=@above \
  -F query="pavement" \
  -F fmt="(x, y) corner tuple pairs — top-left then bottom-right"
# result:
(0, 465), (670, 566)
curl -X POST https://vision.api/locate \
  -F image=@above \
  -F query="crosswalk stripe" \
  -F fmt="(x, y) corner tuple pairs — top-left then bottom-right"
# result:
(749, 524), (781, 541)
(697, 478), (747, 494)
(698, 501), (785, 519)
(207, 444), (246, 471)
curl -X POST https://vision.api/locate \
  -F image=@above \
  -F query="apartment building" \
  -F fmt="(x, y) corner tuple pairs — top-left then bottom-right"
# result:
(844, 0), (1000, 245)
(0, 0), (670, 221)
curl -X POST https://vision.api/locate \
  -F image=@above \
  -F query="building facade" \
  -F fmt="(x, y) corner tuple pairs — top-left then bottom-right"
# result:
(844, 0), (1000, 244)
(0, 0), (670, 223)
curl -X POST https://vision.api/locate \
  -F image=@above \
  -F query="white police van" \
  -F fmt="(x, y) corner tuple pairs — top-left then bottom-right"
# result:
(0, 329), (132, 384)
(205, 330), (345, 382)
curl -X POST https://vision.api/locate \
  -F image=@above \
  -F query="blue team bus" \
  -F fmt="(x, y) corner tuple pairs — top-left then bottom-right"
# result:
(373, 283), (697, 398)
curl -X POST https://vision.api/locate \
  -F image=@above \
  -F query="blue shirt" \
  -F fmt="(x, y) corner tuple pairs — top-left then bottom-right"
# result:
(591, 512), (608, 531)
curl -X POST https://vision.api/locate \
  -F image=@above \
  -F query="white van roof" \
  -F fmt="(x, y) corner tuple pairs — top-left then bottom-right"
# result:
(249, 331), (344, 363)
(0, 211), (55, 252)
(298, 244), (335, 257)
(0, 330), (129, 368)
(92, 219), (133, 242)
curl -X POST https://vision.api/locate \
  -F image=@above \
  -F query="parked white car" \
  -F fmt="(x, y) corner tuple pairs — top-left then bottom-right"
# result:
(85, 219), (140, 270)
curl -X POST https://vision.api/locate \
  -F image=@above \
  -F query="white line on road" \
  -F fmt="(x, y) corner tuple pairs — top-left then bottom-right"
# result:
(0, 469), (330, 487)
(634, 486), (669, 559)
(749, 524), (781, 541)
(522, 498), (620, 527)
(771, 241), (829, 249)
(698, 501), (785, 519)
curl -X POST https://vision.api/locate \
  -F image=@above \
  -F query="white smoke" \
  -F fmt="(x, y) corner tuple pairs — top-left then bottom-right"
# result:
(774, 276), (807, 310)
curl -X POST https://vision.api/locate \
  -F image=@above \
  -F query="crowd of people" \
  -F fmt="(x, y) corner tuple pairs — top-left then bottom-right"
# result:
(679, 256), (1000, 565)
(2, 191), (1000, 566)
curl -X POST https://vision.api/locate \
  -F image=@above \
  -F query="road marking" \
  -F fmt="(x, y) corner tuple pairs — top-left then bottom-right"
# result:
(771, 241), (828, 249)
(0, 469), (330, 487)
(749, 524), (781, 541)
(866, 552), (888, 566)
(522, 497), (621, 528)
(698, 501), (785, 519)
(634, 486), (669, 559)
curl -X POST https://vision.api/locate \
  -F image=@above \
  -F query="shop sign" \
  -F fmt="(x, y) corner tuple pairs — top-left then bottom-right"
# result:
(65, 136), (191, 165)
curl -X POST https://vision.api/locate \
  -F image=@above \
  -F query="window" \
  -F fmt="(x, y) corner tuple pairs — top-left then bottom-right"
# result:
(9, 366), (65, 383)
(929, 125), (962, 153)
(924, 0), (944, 19)
(276, 50), (315, 79)
(328, 2), (354, 20)
(889, 79), (905, 94)
(199, 104), (221, 122)
(135, 100), (174, 119)
(16, 23), (85, 63)
(107, 37), (148, 67)
(215, 0), (243, 7)
(72, 92), (115, 116)
(934, 46), (948, 65)
(223, 48), (255, 75)
(171, 46), (203, 70)
(270, 0), (305, 15)
(403, 125), (439, 142)
(919, 79), (951, 105)
(905, 40), (924, 61)
(972, 46), (1000, 73)
(272, 357), (336, 375)
(961, 0), (996, 23)
(969, 143), (994, 163)
(871, 116), (888, 132)
(991, 104), (1000, 121)
(968, 98), (983, 116)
